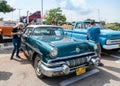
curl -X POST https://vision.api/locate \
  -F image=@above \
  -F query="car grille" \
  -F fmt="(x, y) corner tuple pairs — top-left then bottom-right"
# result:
(48, 52), (95, 68)
(65, 57), (88, 67)
(110, 39), (120, 44)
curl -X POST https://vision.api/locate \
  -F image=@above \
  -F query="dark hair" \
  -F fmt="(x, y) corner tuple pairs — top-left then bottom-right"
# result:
(90, 20), (95, 25)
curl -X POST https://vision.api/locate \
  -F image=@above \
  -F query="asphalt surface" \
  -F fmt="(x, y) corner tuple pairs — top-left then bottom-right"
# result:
(0, 49), (120, 86)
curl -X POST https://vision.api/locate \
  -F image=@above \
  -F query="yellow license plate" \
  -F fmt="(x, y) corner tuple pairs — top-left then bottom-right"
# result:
(76, 67), (86, 75)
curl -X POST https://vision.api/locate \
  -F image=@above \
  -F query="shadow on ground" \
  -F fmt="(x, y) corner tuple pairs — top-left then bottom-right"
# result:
(70, 68), (120, 86)
(103, 66), (120, 74)
(102, 54), (119, 61)
(13, 57), (31, 65)
(39, 67), (120, 86)
(0, 71), (12, 80)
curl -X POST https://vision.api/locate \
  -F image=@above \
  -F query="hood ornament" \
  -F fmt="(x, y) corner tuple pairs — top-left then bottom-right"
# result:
(76, 48), (80, 53)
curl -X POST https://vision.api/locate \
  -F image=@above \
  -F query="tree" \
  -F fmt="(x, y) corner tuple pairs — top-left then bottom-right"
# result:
(44, 8), (66, 25)
(0, 17), (3, 21)
(105, 23), (120, 31)
(100, 21), (106, 26)
(0, 0), (15, 13)
(84, 18), (92, 22)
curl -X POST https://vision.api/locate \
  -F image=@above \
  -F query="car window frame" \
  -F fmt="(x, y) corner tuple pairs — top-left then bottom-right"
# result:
(75, 22), (84, 29)
(24, 27), (34, 36)
(32, 27), (64, 36)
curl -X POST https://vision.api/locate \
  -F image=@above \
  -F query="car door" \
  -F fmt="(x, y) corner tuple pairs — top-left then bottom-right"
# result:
(72, 22), (87, 40)
(22, 27), (34, 58)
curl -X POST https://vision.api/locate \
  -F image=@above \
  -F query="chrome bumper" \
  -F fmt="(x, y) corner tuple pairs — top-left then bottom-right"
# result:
(103, 44), (120, 50)
(39, 63), (70, 77)
(39, 56), (99, 77)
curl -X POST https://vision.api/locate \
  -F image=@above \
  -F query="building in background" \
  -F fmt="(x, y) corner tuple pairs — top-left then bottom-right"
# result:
(20, 11), (41, 24)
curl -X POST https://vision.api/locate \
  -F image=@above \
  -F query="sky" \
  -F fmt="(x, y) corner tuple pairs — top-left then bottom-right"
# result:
(0, 0), (120, 23)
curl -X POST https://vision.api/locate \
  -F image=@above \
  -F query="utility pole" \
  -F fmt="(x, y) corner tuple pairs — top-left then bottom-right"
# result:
(11, 11), (13, 21)
(41, 0), (43, 24)
(27, 10), (29, 24)
(17, 8), (22, 22)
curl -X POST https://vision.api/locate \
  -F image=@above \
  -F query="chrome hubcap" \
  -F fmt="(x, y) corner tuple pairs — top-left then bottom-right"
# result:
(36, 61), (41, 75)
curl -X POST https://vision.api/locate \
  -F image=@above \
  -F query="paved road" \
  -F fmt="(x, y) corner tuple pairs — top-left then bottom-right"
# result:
(0, 49), (120, 86)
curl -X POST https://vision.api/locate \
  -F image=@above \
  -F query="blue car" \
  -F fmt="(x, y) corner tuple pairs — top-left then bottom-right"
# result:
(64, 21), (120, 50)
(21, 25), (99, 78)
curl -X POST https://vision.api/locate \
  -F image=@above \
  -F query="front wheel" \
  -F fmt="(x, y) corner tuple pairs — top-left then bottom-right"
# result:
(34, 55), (45, 79)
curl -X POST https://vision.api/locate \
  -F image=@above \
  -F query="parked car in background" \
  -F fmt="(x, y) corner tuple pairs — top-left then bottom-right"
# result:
(0, 21), (16, 43)
(64, 21), (120, 50)
(21, 25), (99, 78)
(0, 21), (16, 37)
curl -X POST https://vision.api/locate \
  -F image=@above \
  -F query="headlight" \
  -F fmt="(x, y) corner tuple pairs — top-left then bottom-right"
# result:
(49, 48), (58, 58)
(94, 44), (97, 50)
(106, 40), (112, 44)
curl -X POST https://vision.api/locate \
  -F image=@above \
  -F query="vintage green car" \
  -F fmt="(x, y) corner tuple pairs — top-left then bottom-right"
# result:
(21, 25), (99, 78)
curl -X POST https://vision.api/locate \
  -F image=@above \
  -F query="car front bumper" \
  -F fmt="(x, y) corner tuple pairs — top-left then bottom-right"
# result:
(103, 44), (120, 50)
(39, 55), (99, 77)
(39, 63), (70, 77)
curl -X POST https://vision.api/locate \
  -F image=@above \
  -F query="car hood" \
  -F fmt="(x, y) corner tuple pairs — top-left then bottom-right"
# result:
(100, 29), (120, 38)
(35, 36), (91, 57)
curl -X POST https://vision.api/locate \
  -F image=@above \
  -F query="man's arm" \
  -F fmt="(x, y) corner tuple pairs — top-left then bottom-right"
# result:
(87, 29), (90, 40)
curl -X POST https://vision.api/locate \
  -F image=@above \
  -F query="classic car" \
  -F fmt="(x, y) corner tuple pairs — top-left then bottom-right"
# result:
(21, 25), (99, 78)
(64, 21), (120, 50)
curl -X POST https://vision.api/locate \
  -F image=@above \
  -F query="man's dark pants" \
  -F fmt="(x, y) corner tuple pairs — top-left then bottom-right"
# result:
(11, 38), (21, 59)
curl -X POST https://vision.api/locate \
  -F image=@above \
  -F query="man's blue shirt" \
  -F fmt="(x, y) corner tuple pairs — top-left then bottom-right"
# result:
(87, 26), (100, 43)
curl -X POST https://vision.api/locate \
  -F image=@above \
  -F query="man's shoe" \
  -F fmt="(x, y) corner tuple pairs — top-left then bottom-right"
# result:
(16, 55), (21, 59)
(97, 62), (104, 67)
(10, 58), (13, 60)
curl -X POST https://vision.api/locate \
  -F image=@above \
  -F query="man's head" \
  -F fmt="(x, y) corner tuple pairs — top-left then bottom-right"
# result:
(14, 22), (24, 29)
(90, 20), (95, 25)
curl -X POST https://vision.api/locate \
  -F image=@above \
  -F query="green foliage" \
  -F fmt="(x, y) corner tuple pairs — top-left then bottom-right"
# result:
(0, 0), (15, 13)
(105, 23), (120, 30)
(72, 21), (75, 26)
(0, 17), (3, 21)
(100, 21), (105, 26)
(84, 18), (92, 22)
(44, 8), (66, 25)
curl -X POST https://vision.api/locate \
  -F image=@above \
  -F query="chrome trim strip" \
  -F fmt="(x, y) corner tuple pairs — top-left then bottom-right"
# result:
(23, 42), (43, 56)
(41, 61), (66, 67)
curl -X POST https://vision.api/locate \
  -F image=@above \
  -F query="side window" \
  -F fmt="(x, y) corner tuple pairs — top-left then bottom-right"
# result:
(33, 27), (50, 36)
(85, 23), (91, 29)
(24, 27), (34, 35)
(76, 23), (83, 29)
(33, 28), (42, 36)
(24, 28), (29, 35)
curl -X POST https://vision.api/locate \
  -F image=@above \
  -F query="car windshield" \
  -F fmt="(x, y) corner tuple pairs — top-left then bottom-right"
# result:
(84, 22), (107, 29)
(33, 27), (64, 36)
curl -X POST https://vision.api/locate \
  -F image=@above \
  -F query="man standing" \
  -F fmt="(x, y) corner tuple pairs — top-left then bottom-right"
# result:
(87, 20), (104, 66)
(10, 22), (24, 60)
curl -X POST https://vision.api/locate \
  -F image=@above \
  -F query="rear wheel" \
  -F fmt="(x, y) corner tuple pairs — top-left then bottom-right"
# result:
(34, 55), (45, 79)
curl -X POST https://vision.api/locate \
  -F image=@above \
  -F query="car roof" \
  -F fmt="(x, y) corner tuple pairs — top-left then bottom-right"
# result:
(76, 21), (100, 23)
(27, 24), (62, 28)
